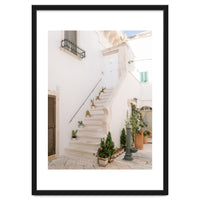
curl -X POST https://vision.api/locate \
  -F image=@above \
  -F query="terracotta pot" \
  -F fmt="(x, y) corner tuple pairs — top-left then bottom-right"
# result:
(135, 134), (143, 150)
(143, 135), (148, 144)
(98, 157), (108, 167)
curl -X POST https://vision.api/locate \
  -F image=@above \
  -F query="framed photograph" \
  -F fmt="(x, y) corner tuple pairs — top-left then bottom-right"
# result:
(32, 5), (168, 195)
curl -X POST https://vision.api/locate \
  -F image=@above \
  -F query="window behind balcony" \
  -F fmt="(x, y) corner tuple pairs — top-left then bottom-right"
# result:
(64, 31), (77, 55)
(140, 71), (148, 82)
(64, 31), (77, 45)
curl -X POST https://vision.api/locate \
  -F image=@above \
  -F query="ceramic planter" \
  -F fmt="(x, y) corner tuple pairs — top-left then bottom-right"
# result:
(143, 135), (148, 144)
(135, 133), (144, 150)
(98, 157), (108, 167)
(91, 105), (95, 109)
(86, 114), (91, 117)
(72, 136), (77, 140)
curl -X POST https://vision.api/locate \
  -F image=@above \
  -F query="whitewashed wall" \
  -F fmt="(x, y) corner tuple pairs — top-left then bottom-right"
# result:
(48, 31), (113, 154)
(109, 73), (152, 148)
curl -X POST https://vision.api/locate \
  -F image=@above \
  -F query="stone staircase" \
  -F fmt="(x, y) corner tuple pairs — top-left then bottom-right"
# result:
(64, 88), (113, 158)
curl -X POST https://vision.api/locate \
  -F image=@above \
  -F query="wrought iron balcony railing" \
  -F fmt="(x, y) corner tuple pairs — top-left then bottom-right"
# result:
(61, 39), (86, 59)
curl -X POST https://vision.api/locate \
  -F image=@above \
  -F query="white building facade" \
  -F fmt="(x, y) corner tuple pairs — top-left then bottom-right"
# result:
(48, 30), (152, 159)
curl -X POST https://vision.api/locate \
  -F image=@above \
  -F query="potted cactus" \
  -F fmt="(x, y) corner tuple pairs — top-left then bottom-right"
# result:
(78, 121), (85, 128)
(100, 87), (106, 93)
(72, 130), (78, 140)
(85, 110), (91, 117)
(91, 98), (96, 109)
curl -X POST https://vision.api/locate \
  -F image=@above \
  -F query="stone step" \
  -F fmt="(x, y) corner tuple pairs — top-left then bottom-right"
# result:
(97, 96), (110, 100)
(84, 115), (105, 120)
(95, 102), (107, 107)
(84, 120), (103, 126)
(77, 132), (106, 139)
(95, 100), (108, 104)
(93, 105), (105, 110)
(82, 124), (103, 129)
(89, 107), (104, 112)
(101, 92), (112, 96)
(78, 127), (103, 132)
(89, 110), (104, 115)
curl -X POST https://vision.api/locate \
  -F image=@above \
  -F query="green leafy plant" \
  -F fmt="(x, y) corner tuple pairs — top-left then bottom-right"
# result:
(91, 98), (95, 106)
(125, 105), (147, 143)
(86, 110), (91, 116)
(72, 130), (78, 138)
(106, 132), (115, 158)
(96, 92), (101, 100)
(78, 121), (84, 127)
(100, 87), (106, 92)
(143, 130), (151, 137)
(96, 138), (109, 158)
(120, 128), (126, 148)
(120, 36), (125, 41)
(130, 104), (147, 135)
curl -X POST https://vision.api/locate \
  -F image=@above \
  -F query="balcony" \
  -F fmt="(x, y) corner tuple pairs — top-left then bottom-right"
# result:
(61, 39), (86, 59)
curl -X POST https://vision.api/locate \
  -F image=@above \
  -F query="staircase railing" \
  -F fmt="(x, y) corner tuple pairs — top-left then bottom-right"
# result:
(69, 77), (102, 123)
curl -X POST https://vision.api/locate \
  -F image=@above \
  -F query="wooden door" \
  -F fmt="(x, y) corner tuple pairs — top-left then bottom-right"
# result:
(48, 96), (56, 156)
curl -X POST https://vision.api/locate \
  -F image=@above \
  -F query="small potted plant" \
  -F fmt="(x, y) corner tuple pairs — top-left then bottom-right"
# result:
(96, 138), (109, 167)
(72, 130), (78, 140)
(85, 110), (91, 117)
(96, 92), (101, 101)
(78, 121), (85, 128)
(100, 87), (106, 93)
(143, 130), (151, 144)
(91, 98), (96, 109)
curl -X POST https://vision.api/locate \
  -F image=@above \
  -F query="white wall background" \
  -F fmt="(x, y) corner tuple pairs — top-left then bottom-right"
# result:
(1, 0), (200, 200)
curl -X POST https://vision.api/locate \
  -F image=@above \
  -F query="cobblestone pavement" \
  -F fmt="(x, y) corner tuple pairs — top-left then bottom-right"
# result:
(48, 144), (152, 170)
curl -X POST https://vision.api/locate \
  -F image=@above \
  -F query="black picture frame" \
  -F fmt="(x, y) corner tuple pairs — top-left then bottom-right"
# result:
(32, 5), (168, 195)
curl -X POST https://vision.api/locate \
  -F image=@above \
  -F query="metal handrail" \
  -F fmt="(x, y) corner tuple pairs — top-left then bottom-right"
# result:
(61, 39), (86, 59)
(69, 77), (102, 123)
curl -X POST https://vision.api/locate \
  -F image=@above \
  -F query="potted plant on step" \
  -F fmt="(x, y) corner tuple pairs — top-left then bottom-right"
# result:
(143, 130), (151, 144)
(96, 92), (101, 101)
(106, 132), (115, 163)
(85, 110), (91, 117)
(126, 105), (147, 150)
(120, 128), (126, 151)
(78, 121), (85, 128)
(100, 87), (106, 93)
(72, 130), (78, 140)
(91, 98), (96, 109)
(96, 138), (109, 167)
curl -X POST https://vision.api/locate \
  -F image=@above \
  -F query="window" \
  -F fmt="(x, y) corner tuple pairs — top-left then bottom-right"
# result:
(64, 31), (77, 45)
(140, 71), (148, 82)
(64, 31), (77, 55)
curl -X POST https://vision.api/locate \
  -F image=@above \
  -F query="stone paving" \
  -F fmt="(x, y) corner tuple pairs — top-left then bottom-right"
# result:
(48, 144), (152, 170)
